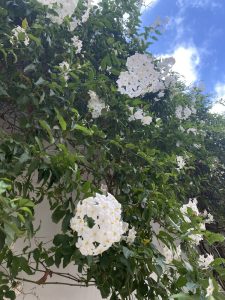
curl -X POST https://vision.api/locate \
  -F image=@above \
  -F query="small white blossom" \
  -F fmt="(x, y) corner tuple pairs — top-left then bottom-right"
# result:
(59, 61), (71, 82)
(163, 244), (181, 264)
(175, 105), (196, 120)
(70, 193), (125, 256)
(88, 91), (106, 118)
(199, 253), (214, 269)
(141, 115), (153, 125)
(158, 91), (165, 98)
(126, 227), (137, 244)
(122, 222), (129, 233)
(206, 278), (214, 297)
(10, 26), (30, 46)
(128, 107), (152, 126)
(205, 213), (214, 224)
(187, 128), (198, 135)
(176, 155), (186, 170)
(199, 223), (206, 231)
(71, 36), (82, 54)
(180, 198), (199, 223)
(193, 143), (201, 149)
(189, 233), (203, 245)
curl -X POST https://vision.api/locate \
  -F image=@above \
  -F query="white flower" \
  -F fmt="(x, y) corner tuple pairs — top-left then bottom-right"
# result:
(193, 143), (201, 149)
(199, 253), (214, 269)
(206, 278), (214, 297)
(187, 128), (198, 135)
(70, 193), (125, 256)
(199, 223), (206, 231)
(162, 244), (181, 264)
(141, 116), (153, 125)
(59, 61), (70, 72)
(189, 233), (203, 245)
(176, 155), (186, 170)
(10, 26), (30, 46)
(122, 222), (129, 233)
(175, 105), (196, 120)
(205, 213), (214, 224)
(133, 108), (144, 120)
(128, 107), (152, 126)
(71, 36), (82, 54)
(126, 227), (137, 244)
(59, 61), (71, 82)
(180, 198), (199, 223)
(117, 53), (175, 98)
(158, 91), (165, 98)
(88, 91), (106, 118)
(38, 0), (78, 24)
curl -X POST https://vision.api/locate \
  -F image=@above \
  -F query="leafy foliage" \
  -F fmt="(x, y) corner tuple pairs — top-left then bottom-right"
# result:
(0, 0), (225, 299)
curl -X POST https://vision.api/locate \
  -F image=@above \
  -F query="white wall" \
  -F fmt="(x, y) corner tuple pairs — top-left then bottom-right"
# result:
(16, 200), (102, 300)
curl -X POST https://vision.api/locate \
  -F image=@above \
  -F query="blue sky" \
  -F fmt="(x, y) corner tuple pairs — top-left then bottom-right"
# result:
(141, 0), (225, 111)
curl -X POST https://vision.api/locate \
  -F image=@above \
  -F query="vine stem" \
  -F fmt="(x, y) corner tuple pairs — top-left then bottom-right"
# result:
(3, 274), (95, 287)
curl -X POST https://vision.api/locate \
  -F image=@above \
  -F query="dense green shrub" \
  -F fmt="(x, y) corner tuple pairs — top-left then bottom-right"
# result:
(0, 0), (225, 299)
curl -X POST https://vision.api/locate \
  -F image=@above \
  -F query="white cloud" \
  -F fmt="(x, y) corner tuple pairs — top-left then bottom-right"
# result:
(161, 46), (200, 85)
(141, 0), (160, 11)
(210, 82), (225, 114)
(177, 0), (221, 9)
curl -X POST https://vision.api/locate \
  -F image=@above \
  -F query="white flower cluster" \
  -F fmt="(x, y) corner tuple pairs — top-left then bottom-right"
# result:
(88, 91), (106, 118)
(189, 233), (203, 245)
(157, 56), (176, 87)
(198, 253), (214, 269)
(128, 107), (152, 125)
(180, 198), (199, 223)
(205, 212), (214, 224)
(10, 26), (30, 46)
(187, 127), (198, 135)
(71, 36), (83, 54)
(38, 0), (77, 24)
(122, 222), (137, 244)
(180, 198), (214, 246)
(117, 54), (175, 98)
(70, 193), (124, 256)
(162, 244), (181, 264)
(37, 0), (95, 26)
(58, 61), (71, 82)
(175, 105), (196, 120)
(176, 155), (186, 170)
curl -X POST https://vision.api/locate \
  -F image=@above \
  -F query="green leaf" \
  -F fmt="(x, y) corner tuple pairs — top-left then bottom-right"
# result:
(39, 120), (55, 144)
(122, 246), (133, 259)
(73, 124), (93, 136)
(62, 212), (73, 233)
(170, 293), (200, 300)
(0, 84), (9, 96)
(205, 231), (225, 245)
(19, 207), (33, 217)
(17, 213), (26, 223)
(211, 257), (225, 267)
(22, 18), (28, 30)
(54, 108), (67, 131)
(52, 207), (65, 223)
(28, 34), (41, 46)
(0, 181), (10, 194)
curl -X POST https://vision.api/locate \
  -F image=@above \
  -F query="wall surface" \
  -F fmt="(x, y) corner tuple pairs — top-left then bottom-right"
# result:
(16, 200), (102, 300)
